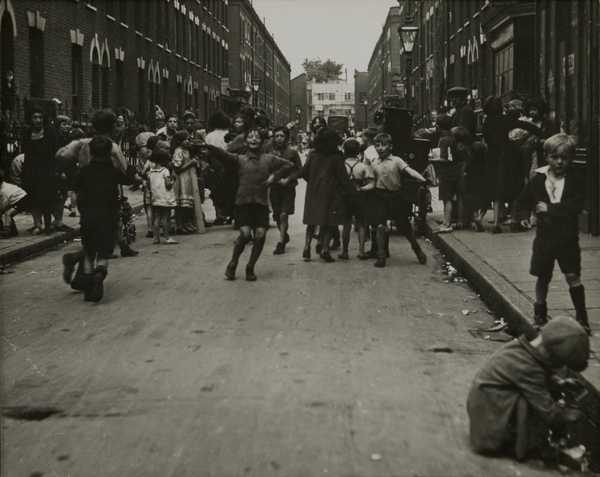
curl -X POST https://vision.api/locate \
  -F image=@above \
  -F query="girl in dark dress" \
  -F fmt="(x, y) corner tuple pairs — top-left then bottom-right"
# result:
(482, 97), (511, 233)
(452, 126), (488, 232)
(77, 136), (129, 302)
(21, 108), (59, 234)
(299, 128), (353, 262)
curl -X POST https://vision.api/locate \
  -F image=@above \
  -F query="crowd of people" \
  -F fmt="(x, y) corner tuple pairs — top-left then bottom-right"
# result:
(0, 91), (596, 470)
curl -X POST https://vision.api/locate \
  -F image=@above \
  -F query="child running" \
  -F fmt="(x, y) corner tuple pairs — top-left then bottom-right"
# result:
(339, 138), (375, 260)
(76, 136), (130, 302)
(204, 128), (294, 281)
(147, 150), (178, 245)
(370, 133), (428, 268)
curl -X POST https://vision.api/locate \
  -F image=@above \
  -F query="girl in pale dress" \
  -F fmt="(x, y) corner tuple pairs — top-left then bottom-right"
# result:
(171, 131), (199, 233)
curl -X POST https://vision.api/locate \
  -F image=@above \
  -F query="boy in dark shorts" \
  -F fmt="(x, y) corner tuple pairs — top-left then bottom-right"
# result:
(516, 133), (591, 335)
(205, 129), (294, 281)
(340, 138), (375, 260)
(77, 136), (130, 302)
(269, 126), (302, 255)
(370, 133), (428, 268)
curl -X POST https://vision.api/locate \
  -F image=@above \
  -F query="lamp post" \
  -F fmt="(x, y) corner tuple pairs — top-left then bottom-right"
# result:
(363, 99), (368, 129)
(398, 24), (419, 110)
(252, 79), (260, 107)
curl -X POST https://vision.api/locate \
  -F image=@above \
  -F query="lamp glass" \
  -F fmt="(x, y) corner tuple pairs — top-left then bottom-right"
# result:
(399, 25), (419, 54)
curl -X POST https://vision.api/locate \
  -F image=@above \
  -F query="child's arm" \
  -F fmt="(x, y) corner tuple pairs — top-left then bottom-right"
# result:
(203, 144), (239, 168)
(403, 165), (427, 183)
(265, 154), (294, 185)
(164, 170), (175, 190)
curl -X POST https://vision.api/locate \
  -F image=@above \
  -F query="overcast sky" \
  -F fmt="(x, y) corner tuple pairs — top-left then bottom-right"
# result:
(251, 0), (398, 79)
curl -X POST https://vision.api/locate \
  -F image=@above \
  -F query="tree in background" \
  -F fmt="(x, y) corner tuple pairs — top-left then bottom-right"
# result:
(302, 59), (344, 83)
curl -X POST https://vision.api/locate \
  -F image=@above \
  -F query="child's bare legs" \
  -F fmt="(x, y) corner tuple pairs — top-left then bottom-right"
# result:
(226, 226), (252, 280)
(278, 212), (289, 245)
(303, 225), (315, 261)
(566, 273), (591, 335)
(439, 200), (453, 232)
(31, 209), (43, 231)
(246, 227), (266, 280)
(145, 204), (153, 236)
(340, 223), (351, 259)
(320, 225), (333, 261)
(357, 224), (367, 256)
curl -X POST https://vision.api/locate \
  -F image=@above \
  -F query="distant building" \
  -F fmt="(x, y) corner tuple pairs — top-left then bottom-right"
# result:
(291, 73), (308, 131)
(366, 6), (404, 122)
(227, 0), (291, 125)
(308, 78), (354, 127)
(353, 70), (369, 130)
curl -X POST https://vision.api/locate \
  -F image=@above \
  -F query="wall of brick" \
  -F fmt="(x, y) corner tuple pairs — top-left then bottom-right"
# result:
(2, 0), (230, 126)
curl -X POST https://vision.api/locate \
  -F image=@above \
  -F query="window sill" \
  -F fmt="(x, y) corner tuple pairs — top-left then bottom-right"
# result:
(135, 30), (143, 37)
(145, 37), (153, 43)
(85, 3), (97, 12)
(106, 14), (116, 22)
(120, 22), (129, 29)
(157, 43), (164, 49)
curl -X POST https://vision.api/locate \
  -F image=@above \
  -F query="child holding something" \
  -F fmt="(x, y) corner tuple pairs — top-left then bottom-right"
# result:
(515, 133), (591, 335)
(467, 316), (589, 462)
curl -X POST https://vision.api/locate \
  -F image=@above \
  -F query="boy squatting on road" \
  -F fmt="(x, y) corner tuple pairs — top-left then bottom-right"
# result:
(204, 128), (296, 281)
(467, 316), (590, 462)
(515, 133), (591, 335)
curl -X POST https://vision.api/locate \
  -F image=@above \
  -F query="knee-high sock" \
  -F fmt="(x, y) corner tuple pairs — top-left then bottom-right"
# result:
(247, 236), (265, 269)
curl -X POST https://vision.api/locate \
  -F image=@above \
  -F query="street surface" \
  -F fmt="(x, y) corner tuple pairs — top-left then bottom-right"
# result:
(0, 186), (585, 477)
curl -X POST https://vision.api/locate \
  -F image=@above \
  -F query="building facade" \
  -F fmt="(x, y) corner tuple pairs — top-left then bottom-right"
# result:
(366, 6), (404, 123)
(291, 73), (308, 131)
(227, 0), (291, 125)
(0, 0), (230, 126)
(353, 70), (368, 131)
(307, 78), (355, 127)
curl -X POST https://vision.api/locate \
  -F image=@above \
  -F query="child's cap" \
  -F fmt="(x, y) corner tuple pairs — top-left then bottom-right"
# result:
(541, 316), (589, 371)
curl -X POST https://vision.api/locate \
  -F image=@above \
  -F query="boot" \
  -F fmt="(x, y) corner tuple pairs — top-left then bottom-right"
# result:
(246, 236), (265, 281)
(85, 266), (107, 302)
(413, 245), (427, 265)
(62, 252), (81, 284)
(569, 286), (592, 335)
(120, 243), (139, 257)
(533, 302), (548, 327)
(374, 227), (386, 268)
(225, 237), (249, 280)
(70, 261), (90, 292)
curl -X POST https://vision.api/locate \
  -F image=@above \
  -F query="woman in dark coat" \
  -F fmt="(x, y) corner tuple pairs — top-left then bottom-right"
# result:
(482, 96), (511, 233)
(300, 127), (353, 262)
(21, 108), (60, 234)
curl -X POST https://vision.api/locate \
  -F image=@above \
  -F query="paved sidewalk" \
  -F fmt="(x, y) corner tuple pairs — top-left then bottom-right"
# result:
(0, 188), (220, 267)
(0, 189), (144, 267)
(426, 214), (600, 350)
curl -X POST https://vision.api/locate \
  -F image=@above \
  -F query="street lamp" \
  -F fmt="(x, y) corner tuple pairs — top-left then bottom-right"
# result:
(398, 24), (419, 110)
(363, 99), (368, 129)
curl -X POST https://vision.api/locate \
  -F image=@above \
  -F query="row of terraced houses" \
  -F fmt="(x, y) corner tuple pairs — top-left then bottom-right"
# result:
(0, 0), (291, 128)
